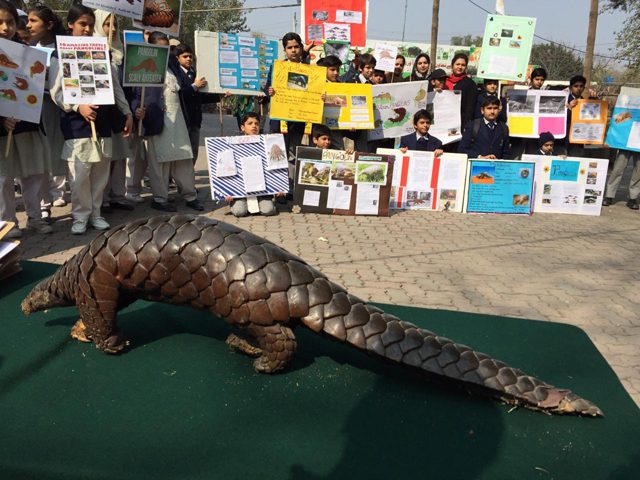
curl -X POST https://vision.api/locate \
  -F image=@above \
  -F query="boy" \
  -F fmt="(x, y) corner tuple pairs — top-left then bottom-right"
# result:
(535, 131), (567, 157)
(224, 113), (284, 217)
(475, 79), (507, 122)
(312, 124), (333, 149)
(399, 110), (443, 155)
(511, 67), (548, 158)
(428, 69), (448, 92)
(319, 55), (347, 150)
(346, 53), (377, 152)
(561, 75), (586, 156)
(458, 97), (510, 159)
(530, 68), (548, 90)
(371, 69), (387, 85)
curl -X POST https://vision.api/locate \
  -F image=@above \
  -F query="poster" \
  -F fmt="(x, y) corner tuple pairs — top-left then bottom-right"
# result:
(0, 38), (48, 124)
(133, 0), (182, 37)
(373, 43), (398, 73)
(465, 160), (536, 215)
(322, 82), (374, 130)
(377, 149), (468, 212)
(122, 42), (169, 87)
(506, 89), (569, 139)
(269, 60), (326, 124)
(525, 155), (609, 216)
(206, 135), (289, 199)
(302, 0), (368, 47)
(368, 82), (462, 144)
(324, 41), (350, 63)
(569, 99), (608, 145)
(123, 30), (145, 43)
(605, 86), (640, 153)
(82, 0), (143, 21)
(477, 14), (536, 82)
(55, 36), (114, 105)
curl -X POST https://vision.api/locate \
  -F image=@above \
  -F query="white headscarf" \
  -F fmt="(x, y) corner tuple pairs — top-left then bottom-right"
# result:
(93, 9), (124, 66)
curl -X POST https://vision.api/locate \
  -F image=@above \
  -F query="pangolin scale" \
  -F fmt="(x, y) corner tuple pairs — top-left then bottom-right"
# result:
(22, 215), (602, 417)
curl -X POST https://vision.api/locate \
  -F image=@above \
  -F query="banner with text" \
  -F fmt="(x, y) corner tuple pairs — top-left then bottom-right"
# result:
(270, 60), (326, 124)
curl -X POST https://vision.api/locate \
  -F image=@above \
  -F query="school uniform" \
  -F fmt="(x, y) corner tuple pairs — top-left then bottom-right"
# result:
(474, 92), (507, 123)
(399, 132), (443, 152)
(177, 64), (204, 165)
(558, 93), (584, 157)
(458, 118), (510, 159)
(345, 73), (372, 153)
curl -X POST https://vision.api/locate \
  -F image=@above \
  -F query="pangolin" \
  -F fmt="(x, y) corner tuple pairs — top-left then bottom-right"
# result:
(131, 58), (159, 73)
(22, 215), (602, 417)
(142, 0), (175, 28)
(388, 107), (407, 123)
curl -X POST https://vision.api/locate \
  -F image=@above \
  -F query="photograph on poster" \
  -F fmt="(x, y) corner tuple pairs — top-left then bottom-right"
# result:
(299, 160), (331, 186)
(355, 162), (388, 185)
(471, 165), (496, 184)
(501, 29), (514, 37)
(509, 94), (535, 113)
(287, 72), (308, 90)
(324, 42), (350, 63)
(351, 95), (367, 108)
(325, 94), (348, 107)
(331, 162), (355, 180)
(489, 38), (501, 47)
(509, 41), (521, 48)
(539, 95), (567, 114)
(312, 10), (329, 20)
(513, 194), (530, 205)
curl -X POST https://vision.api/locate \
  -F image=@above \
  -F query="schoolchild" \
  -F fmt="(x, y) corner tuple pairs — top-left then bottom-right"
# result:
(510, 68), (548, 159)
(428, 68), (448, 92)
(311, 124), (356, 153)
(475, 79), (507, 123)
(458, 97), (510, 159)
(535, 131), (567, 157)
(399, 109), (444, 155)
(346, 53), (376, 152)
(561, 75), (586, 156)
(371, 69), (387, 85)
(318, 55), (347, 150)
(530, 68), (547, 90)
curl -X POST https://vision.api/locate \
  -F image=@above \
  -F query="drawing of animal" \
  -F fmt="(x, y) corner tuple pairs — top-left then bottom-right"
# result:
(30, 60), (44, 77)
(0, 70), (7, 81)
(373, 92), (392, 102)
(269, 144), (286, 163)
(388, 107), (407, 124)
(131, 58), (159, 73)
(379, 50), (393, 59)
(415, 87), (426, 102)
(13, 77), (28, 90)
(0, 54), (18, 68)
(0, 89), (16, 101)
(21, 215), (602, 417)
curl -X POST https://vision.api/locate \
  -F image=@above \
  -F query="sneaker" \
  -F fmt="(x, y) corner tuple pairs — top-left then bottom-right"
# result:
(41, 208), (52, 220)
(91, 216), (110, 230)
(110, 201), (135, 211)
(71, 219), (88, 235)
(52, 198), (67, 207)
(627, 199), (639, 210)
(3, 227), (22, 239)
(151, 201), (177, 212)
(125, 193), (145, 203)
(186, 199), (204, 211)
(167, 195), (176, 203)
(26, 218), (53, 234)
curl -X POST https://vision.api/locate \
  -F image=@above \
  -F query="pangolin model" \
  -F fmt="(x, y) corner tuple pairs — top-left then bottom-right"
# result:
(22, 215), (602, 417)
(142, 0), (175, 28)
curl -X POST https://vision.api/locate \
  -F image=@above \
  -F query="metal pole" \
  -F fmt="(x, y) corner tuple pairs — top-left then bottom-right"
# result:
(430, 0), (440, 74)
(583, 0), (599, 97)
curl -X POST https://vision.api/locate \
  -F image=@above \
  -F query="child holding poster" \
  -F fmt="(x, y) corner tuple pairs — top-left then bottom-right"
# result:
(399, 110), (444, 155)
(346, 53), (376, 153)
(0, 0), (53, 239)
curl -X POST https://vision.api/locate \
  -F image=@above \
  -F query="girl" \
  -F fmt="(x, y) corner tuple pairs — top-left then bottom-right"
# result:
(0, 0), (52, 239)
(27, 5), (68, 217)
(446, 53), (478, 133)
(50, 5), (133, 235)
(409, 53), (430, 82)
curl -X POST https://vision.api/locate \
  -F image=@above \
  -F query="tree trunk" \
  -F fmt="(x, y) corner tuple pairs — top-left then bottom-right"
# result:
(430, 0), (440, 74)
(583, 0), (599, 97)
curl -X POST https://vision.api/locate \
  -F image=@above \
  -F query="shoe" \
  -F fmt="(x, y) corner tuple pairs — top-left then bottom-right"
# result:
(3, 227), (22, 239)
(90, 216), (110, 230)
(167, 195), (176, 203)
(41, 208), (52, 221)
(602, 197), (612, 206)
(627, 199), (639, 210)
(71, 219), (87, 235)
(26, 218), (53, 234)
(52, 198), (66, 207)
(151, 201), (177, 212)
(110, 201), (135, 211)
(101, 203), (113, 214)
(276, 196), (287, 205)
(186, 199), (204, 211)
(125, 193), (145, 203)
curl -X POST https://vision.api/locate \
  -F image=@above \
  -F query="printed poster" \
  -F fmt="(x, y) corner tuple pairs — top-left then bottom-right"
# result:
(56, 36), (115, 105)
(322, 82), (374, 130)
(506, 89), (569, 139)
(0, 38), (48, 124)
(569, 99), (608, 145)
(465, 160), (535, 214)
(217, 32), (278, 92)
(133, 0), (182, 37)
(477, 14), (536, 82)
(373, 43), (398, 73)
(82, 0), (143, 21)
(270, 60), (326, 124)
(605, 86), (640, 153)
(122, 42), (169, 87)
(123, 30), (145, 43)
(302, 0), (368, 47)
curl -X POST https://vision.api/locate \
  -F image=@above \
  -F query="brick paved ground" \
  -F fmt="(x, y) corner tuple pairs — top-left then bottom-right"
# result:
(11, 112), (640, 407)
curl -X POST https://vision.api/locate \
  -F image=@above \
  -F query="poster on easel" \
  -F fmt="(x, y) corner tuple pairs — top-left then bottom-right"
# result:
(524, 155), (609, 216)
(206, 134), (289, 200)
(293, 147), (394, 216)
(302, 0), (369, 47)
(322, 82), (374, 129)
(569, 99), (608, 145)
(122, 42), (169, 87)
(133, 0), (182, 37)
(464, 159), (536, 215)
(82, 0), (143, 21)
(604, 86), (640, 153)
(377, 149), (468, 212)
(506, 89), (569, 139)
(269, 60), (326, 124)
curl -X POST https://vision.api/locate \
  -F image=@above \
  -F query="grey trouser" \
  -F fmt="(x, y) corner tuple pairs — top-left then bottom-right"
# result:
(605, 149), (640, 200)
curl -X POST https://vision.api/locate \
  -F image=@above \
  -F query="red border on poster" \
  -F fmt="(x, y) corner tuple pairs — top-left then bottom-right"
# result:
(303, 0), (367, 47)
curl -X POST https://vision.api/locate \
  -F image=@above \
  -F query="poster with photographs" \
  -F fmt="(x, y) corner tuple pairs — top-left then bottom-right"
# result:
(506, 89), (569, 139)
(302, 0), (368, 46)
(133, 0), (182, 37)
(82, 0), (143, 21)
(604, 86), (640, 153)
(56, 36), (114, 105)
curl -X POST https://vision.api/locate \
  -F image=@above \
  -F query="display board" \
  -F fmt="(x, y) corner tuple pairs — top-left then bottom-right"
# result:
(377, 149), (468, 212)
(302, 0), (368, 47)
(122, 42), (169, 88)
(604, 86), (640, 153)
(0, 38), (48, 124)
(373, 42), (398, 73)
(322, 82), (374, 130)
(569, 99), (608, 145)
(269, 60), (326, 124)
(506, 89), (568, 139)
(464, 159), (536, 215)
(293, 147), (394, 216)
(206, 134), (289, 200)
(524, 154), (609, 216)
(123, 30), (145, 43)
(133, 0), (182, 37)
(82, 0), (143, 20)
(477, 14), (536, 82)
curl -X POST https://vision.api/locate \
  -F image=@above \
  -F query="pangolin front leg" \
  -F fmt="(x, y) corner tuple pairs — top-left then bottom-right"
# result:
(247, 324), (297, 373)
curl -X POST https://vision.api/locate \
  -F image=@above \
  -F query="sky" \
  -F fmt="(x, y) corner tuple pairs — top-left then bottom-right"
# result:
(242, 0), (631, 62)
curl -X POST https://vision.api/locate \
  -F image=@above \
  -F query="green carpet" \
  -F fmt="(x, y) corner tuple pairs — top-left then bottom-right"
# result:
(1, 261), (638, 479)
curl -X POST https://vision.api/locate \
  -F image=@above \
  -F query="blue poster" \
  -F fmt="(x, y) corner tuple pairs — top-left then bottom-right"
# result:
(466, 160), (535, 214)
(123, 30), (145, 44)
(605, 89), (640, 153)
(550, 160), (580, 182)
(218, 33), (278, 92)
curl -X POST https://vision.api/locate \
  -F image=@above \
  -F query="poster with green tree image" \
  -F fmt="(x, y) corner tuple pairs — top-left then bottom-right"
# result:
(123, 42), (170, 87)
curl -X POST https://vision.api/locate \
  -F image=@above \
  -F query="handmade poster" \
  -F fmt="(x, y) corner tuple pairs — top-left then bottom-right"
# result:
(133, 0), (182, 37)
(122, 42), (169, 87)
(377, 149), (468, 212)
(477, 14), (536, 82)
(368, 82), (462, 144)
(506, 89), (569, 139)
(0, 38), (47, 124)
(465, 160), (536, 215)
(373, 43), (398, 73)
(322, 82), (374, 130)
(302, 0), (368, 47)
(82, 0), (143, 21)
(569, 99), (608, 145)
(55, 36), (114, 105)
(293, 147), (394, 216)
(324, 41), (350, 64)
(264, 134), (288, 170)
(123, 30), (145, 43)
(605, 86), (640, 153)
(524, 155), (609, 216)
(269, 60), (326, 124)
(206, 135), (289, 199)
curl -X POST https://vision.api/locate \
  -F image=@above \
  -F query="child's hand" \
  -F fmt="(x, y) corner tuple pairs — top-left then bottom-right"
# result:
(350, 127), (356, 132)
(434, 87), (443, 93)
(304, 43), (313, 53)
(123, 114), (134, 138)
(353, 48), (361, 57)
(559, 154), (568, 159)
(268, 87), (275, 96)
(78, 105), (98, 122)
(224, 91), (232, 98)
(479, 154), (497, 159)
(224, 195), (233, 202)
(321, 93), (326, 102)
(135, 107), (146, 120)
(194, 76), (207, 88)
(2, 117), (19, 131)
(434, 148), (444, 157)
(345, 149), (354, 155)
(567, 99), (578, 109)
(275, 191), (286, 197)
(399, 147), (408, 153)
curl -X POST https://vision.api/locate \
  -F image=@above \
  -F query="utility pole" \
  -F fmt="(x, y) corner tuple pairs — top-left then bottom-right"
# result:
(401, 0), (408, 43)
(293, 12), (297, 34)
(583, 0), (599, 97)
(430, 0), (440, 73)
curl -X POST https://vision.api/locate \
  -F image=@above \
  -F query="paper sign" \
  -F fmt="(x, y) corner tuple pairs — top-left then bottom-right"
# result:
(327, 180), (352, 209)
(264, 134), (288, 170)
(322, 82), (374, 130)
(303, 190), (321, 207)
(507, 89), (569, 139)
(373, 43), (398, 73)
(324, 23), (351, 43)
(355, 184), (380, 215)
(122, 42), (169, 87)
(336, 10), (363, 24)
(270, 60), (326, 124)
(133, 0), (182, 37)
(569, 99), (608, 145)
(604, 87), (640, 153)
(216, 150), (237, 177)
(303, 0), (368, 46)
(241, 155), (267, 193)
(82, 0), (143, 21)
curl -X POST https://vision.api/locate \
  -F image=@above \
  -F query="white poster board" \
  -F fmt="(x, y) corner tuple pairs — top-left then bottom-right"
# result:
(82, 0), (143, 21)
(507, 89), (569, 139)
(373, 43), (398, 73)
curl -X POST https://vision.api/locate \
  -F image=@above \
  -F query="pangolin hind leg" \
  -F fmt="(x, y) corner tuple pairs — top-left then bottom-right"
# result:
(226, 332), (263, 357)
(247, 323), (297, 373)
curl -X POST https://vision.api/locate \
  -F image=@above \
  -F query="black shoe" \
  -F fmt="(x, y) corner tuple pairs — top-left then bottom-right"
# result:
(151, 201), (177, 212)
(101, 204), (113, 214)
(276, 196), (287, 205)
(602, 197), (612, 207)
(186, 199), (204, 211)
(627, 199), (639, 210)
(110, 201), (135, 211)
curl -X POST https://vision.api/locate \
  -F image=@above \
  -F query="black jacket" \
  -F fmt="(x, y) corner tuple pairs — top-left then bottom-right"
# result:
(451, 76), (478, 132)
(458, 119), (510, 159)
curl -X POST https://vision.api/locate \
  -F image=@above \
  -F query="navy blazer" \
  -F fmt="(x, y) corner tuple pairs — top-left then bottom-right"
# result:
(458, 120), (511, 159)
(399, 133), (443, 152)
(131, 85), (164, 137)
(474, 92), (507, 123)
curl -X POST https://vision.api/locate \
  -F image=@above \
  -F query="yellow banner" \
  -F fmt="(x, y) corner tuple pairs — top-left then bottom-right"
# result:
(322, 83), (375, 130)
(569, 99), (608, 145)
(270, 60), (326, 124)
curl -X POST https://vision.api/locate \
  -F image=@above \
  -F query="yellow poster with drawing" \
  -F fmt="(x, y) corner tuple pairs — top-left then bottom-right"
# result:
(270, 60), (326, 124)
(322, 83), (375, 130)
